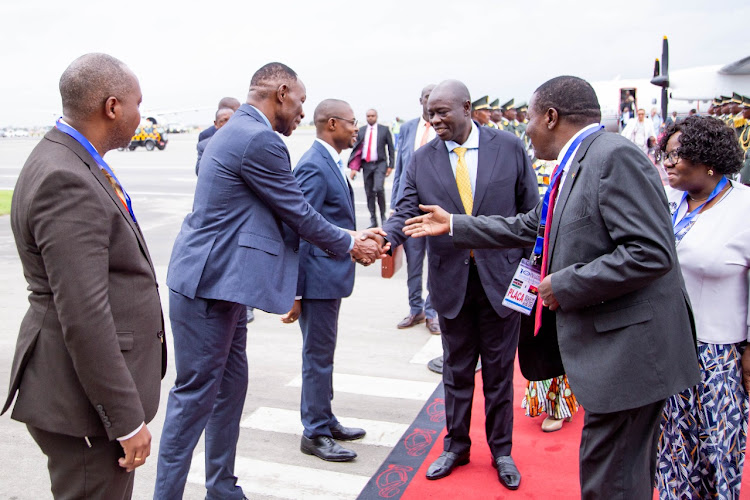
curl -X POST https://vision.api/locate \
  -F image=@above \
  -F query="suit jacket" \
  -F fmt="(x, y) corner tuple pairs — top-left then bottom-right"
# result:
(3, 128), (166, 440)
(167, 104), (352, 314)
(348, 124), (394, 169)
(195, 137), (209, 175)
(383, 125), (539, 320)
(390, 117), (419, 208)
(452, 130), (701, 413)
(294, 141), (356, 299)
(198, 125), (216, 142)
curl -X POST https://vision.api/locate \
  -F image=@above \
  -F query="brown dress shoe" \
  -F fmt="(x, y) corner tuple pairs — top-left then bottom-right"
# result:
(425, 317), (441, 334)
(397, 311), (426, 329)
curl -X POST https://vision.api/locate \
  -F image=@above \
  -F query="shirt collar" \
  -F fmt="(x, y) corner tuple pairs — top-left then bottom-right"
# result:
(445, 121), (479, 153)
(314, 138), (342, 165)
(555, 123), (601, 167)
(58, 118), (100, 153)
(248, 104), (272, 129)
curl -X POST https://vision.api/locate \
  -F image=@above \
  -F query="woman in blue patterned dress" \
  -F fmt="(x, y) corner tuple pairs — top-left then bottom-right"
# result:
(656, 116), (750, 499)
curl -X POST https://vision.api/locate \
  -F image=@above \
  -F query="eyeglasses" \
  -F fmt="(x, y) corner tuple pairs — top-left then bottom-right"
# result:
(332, 116), (358, 127)
(662, 149), (680, 164)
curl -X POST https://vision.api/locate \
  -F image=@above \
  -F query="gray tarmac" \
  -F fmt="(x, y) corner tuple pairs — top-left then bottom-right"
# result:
(0, 131), (442, 499)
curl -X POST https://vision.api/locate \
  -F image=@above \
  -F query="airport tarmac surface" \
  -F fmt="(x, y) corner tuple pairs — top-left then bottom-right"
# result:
(0, 131), (443, 499)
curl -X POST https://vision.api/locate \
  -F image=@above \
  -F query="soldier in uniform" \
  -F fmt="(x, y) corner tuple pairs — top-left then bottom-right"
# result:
(471, 95), (493, 127)
(500, 99), (515, 135)
(721, 95), (734, 127)
(489, 98), (503, 129)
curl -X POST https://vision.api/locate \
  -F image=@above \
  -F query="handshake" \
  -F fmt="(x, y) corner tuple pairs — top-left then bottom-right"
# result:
(348, 229), (391, 266)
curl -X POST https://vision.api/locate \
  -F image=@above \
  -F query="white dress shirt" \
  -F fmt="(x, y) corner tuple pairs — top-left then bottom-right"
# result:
(444, 121), (480, 195)
(414, 117), (436, 151)
(363, 124), (379, 162)
(667, 181), (750, 343)
(314, 139), (350, 186)
(556, 123), (601, 198)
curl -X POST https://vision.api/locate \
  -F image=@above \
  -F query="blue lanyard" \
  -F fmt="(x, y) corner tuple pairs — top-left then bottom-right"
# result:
(55, 119), (137, 223)
(531, 125), (604, 259)
(672, 176), (728, 235)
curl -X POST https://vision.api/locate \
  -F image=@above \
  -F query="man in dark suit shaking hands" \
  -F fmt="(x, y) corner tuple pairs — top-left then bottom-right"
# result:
(155, 63), (385, 500)
(280, 99), (366, 462)
(404, 76), (701, 498)
(3, 53), (165, 498)
(374, 80), (539, 490)
(349, 108), (395, 227)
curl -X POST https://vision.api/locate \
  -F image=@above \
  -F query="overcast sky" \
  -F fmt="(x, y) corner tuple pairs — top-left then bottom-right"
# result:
(0, 0), (746, 127)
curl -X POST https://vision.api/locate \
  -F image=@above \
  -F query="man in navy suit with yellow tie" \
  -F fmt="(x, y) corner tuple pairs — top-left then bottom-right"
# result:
(280, 99), (367, 462)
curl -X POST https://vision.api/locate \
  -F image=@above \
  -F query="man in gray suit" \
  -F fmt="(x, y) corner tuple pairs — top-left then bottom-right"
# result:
(155, 63), (385, 499)
(404, 75), (700, 499)
(390, 84), (440, 333)
(375, 80), (538, 490)
(3, 53), (165, 499)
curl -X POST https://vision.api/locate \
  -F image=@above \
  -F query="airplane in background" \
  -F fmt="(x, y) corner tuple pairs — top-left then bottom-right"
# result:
(592, 37), (750, 131)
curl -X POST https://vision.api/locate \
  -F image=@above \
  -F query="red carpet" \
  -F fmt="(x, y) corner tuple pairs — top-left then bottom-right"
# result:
(360, 359), (750, 499)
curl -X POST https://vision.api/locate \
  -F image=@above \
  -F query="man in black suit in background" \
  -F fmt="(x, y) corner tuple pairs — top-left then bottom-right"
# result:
(375, 80), (538, 490)
(348, 108), (394, 227)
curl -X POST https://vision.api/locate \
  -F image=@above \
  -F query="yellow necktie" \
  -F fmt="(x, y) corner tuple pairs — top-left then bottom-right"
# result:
(102, 170), (128, 210)
(453, 147), (473, 215)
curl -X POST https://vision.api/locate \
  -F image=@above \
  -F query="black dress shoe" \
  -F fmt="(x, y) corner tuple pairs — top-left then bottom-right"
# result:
(330, 422), (366, 441)
(300, 436), (357, 462)
(427, 356), (443, 374)
(493, 455), (521, 490)
(426, 451), (470, 480)
(397, 312), (426, 329)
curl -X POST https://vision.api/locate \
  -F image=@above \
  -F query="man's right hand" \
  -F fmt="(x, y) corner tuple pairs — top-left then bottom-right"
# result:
(118, 424), (151, 472)
(349, 230), (390, 265)
(403, 204), (451, 238)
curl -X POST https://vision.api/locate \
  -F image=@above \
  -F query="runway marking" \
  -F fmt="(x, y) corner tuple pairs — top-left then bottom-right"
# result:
(187, 452), (369, 500)
(287, 373), (438, 400)
(410, 335), (443, 364)
(240, 407), (409, 447)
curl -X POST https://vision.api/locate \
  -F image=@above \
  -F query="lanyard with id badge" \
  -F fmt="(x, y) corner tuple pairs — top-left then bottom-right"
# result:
(502, 125), (603, 319)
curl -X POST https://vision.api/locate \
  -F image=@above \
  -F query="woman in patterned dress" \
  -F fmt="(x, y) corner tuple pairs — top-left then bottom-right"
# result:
(522, 376), (578, 432)
(655, 116), (750, 499)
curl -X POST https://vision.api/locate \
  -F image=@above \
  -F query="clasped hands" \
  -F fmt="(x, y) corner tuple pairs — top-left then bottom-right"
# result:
(348, 228), (390, 266)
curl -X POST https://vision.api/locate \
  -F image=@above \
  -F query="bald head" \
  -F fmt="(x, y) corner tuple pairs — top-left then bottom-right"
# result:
(313, 99), (358, 153)
(218, 97), (241, 112)
(314, 99), (350, 128)
(419, 84), (436, 120)
(59, 53), (135, 121)
(430, 80), (471, 105)
(427, 80), (473, 143)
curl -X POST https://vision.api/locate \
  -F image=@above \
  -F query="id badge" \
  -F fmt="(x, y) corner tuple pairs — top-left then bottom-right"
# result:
(502, 258), (541, 316)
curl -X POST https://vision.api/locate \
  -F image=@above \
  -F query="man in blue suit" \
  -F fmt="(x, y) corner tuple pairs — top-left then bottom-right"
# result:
(280, 99), (366, 462)
(390, 84), (439, 333)
(374, 80), (538, 490)
(155, 63), (384, 500)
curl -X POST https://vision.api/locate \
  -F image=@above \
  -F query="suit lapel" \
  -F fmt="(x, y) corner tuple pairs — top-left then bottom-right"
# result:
(547, 131), (602, 256)
(51, 129), (156, 277)
(315, 142), (355, 217)
(429, 141), (466, 214)
(472, 128), (499, 215)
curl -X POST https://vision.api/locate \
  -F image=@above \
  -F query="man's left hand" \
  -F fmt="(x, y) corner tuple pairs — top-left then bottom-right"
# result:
(386, 168), (393, 177)
(119, 424), (151, 472)
(538, 275), (559, 311)
(281, 300), (301, 323)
